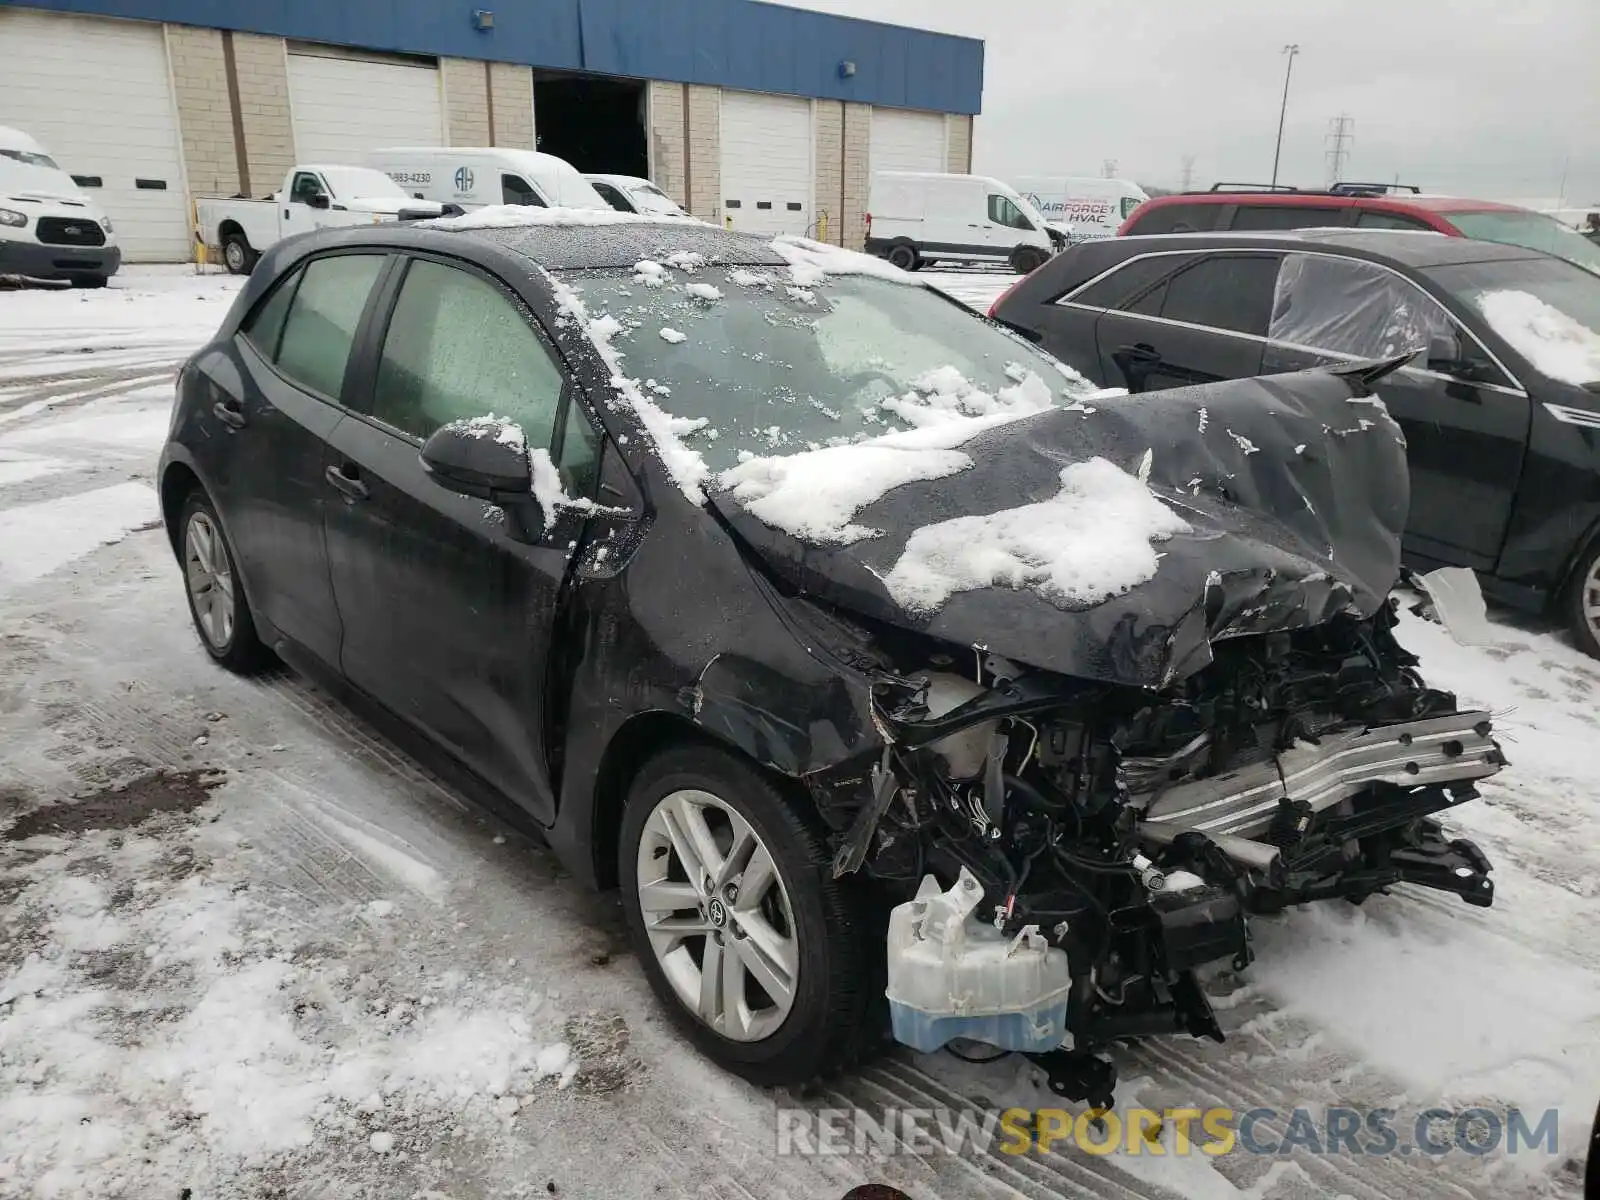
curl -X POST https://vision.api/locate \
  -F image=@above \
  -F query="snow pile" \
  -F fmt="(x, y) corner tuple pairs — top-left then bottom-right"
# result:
(883, 457), (1191, 613)
(661, 250), (706, 271)
(421, 205), (667, 231)
(546, 272), (711, 502)
(684, 282), (723, 302)
(769, 235), (925, 289)
(880, 364), (1056, 429)
(527, 447), (620, 518)
(632, 260), (669, 288)
(1474, 289), (1600, 386)
(728, 269), (773, 288)
(445, 413), (526, 450)
(658, 327), (687, 344)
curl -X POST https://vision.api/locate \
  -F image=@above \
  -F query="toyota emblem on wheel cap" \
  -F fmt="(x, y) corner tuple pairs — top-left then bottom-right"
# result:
(706, 897), (728, 927)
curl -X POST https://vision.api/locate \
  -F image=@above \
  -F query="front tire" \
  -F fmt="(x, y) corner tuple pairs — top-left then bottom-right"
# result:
(1009, 246), (1049, 275)
(179, 491), (270, 673)
(222, 233), (257, 276)
(69, 274), (108, 289)
(619, 744), (881, 1086)
(1565, 539), (1600, 659)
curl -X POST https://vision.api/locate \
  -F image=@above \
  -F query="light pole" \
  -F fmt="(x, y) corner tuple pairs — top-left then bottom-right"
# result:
(1270, 44), (1300, 188)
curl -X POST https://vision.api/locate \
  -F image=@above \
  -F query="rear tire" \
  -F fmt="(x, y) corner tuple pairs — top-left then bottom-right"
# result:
(222, 233), (257, 276)
(69, 274), (108, 289)
(178, 491), (271, 673)
(885, 242), (919, 271)
(618, 744), (883, 1087)
(1564, 538), (1600, 660)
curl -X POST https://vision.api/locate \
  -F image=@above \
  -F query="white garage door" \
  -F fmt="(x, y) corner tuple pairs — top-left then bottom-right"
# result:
(720, 91), (812, 237)
(870, 108), (947, 175)
(287, 47), (443, 164)
(0, 9), (190, 262)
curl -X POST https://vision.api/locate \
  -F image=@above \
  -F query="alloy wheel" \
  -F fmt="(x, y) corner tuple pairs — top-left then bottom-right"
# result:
(635, 788), (799, 1042)
(1585, 556), (1600, 647)
(184, 511), (236, 650)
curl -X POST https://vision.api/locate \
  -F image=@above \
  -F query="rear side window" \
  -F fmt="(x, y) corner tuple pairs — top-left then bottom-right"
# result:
(1356, 209), (1434, 231)
(273, 254), (386, 399)
(1068, 255), (1187, 309)
(1231, 204), (1348, 231)
(1124, 202), (1220, 235)
(372, 259), (567, 446)
(502, 174), (544, 207)
(1160, 254), (1281, 335)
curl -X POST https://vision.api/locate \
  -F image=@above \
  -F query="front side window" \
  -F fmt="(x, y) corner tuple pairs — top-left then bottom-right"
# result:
(372, 259), (567, 446)
(1125, 202), (1218, 235)
(590, 182), (629, 212)
(0, 148), (60, 170)
(1120, 196), (1142, 219)
(502, 174), (544, 207)
(1160, 254), (1281, 335)
(1270, 253), (1454, 359)
(290, 172), (325, 204)
(271, 254), (386, 399)
(988, 195), (1035, 231)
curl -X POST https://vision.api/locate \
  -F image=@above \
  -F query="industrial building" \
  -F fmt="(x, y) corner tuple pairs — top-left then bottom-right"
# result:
(0, 0), (984, 261)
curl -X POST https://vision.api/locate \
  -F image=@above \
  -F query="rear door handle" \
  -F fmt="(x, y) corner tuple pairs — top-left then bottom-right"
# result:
(212, 398), (246, 428)
(325, 462), (369, 501)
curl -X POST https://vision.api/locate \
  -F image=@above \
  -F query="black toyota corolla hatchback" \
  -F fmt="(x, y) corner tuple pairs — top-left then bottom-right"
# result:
(159, 215), (1504, 1098)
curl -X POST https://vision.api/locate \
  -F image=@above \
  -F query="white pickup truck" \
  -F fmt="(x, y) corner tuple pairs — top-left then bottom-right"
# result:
(196, 164), (448, 274)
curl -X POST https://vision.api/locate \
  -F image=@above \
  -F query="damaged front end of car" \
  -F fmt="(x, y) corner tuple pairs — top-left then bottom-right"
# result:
(709, 357), (1506, 1104)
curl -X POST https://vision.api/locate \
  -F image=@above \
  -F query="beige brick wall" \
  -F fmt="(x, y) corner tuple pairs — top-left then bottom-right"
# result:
(648, 81), (686, 205)
(685, 85), (721, 223)
(490, 62), (534, 150)
(813, 101), (843, 245)
(841, 101), (870, 250)
(232, 33), (295, 196)
(442, 57), (490, 147)
(946, 114), (973, 174)
(165, 25), (236, 199)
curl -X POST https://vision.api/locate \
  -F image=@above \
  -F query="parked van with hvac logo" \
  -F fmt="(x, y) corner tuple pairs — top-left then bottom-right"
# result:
(1011, 176), (1149, 244)
(364, 147), (611, 213)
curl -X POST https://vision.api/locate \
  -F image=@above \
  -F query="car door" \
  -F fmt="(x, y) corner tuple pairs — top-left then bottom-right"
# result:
(282, 170), (328, 237)
(213, 250), (389, 667)
(1093, 252), (1280, 391)
(321, 253), (601, 822)
(1261, 251), (1528, 568)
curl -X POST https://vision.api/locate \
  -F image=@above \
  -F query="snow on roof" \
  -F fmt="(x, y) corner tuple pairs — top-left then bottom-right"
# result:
(1475, 289), (1600, 386)
(883, 456), (1191, 613)
(421, 204), (686, 231)
(769, 235), (925, 289)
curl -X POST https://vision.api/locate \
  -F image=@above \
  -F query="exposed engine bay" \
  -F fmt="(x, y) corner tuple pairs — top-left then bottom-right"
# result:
(815, 595), (1504, 1107)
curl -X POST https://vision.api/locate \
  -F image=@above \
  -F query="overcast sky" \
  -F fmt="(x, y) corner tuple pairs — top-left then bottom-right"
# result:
(793, 0), (1600, 206)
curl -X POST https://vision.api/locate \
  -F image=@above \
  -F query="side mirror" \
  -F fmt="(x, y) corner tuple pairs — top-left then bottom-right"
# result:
(420, 422), (543, 540)
(1425, 332), (1481, 381)
(307, 191), (331, 210)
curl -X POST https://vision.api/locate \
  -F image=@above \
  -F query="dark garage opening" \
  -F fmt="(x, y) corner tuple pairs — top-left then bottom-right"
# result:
(534, 73), (648, 178)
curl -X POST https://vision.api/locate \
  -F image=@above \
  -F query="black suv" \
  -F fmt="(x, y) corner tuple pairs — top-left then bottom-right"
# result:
(990, 230), (1600, 653)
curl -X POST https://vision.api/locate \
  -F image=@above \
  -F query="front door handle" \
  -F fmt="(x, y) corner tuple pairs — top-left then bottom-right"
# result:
(212, 398), (246, 428)
(1118, 343), (1162, 365)
(324, 462), (369, 501)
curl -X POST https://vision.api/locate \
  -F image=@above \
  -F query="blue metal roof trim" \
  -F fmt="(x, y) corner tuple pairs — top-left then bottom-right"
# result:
(7, 0), (983, 113)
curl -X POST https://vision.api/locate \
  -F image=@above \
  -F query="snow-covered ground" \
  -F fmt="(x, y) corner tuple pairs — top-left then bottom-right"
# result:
(1, 267), (1595, 1199)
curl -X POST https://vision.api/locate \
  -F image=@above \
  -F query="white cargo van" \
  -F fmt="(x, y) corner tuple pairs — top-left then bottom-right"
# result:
(0, 125), (121, 286)
(366, 148), (610, 213)
(865, 172), (1058, 274)
(1010, 177), (1149, 243)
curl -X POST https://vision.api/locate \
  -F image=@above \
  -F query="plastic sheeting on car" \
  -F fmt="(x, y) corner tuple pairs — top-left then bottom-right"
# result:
(1269, 253), (1454, 359)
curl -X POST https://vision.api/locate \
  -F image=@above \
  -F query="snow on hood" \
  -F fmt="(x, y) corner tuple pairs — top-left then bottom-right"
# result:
(711, 362), (1413, 689)
(1474, 289), (1600, 386)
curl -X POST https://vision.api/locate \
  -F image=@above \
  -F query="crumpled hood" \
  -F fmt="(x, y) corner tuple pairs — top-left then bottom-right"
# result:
(711, 362), (1411, 690)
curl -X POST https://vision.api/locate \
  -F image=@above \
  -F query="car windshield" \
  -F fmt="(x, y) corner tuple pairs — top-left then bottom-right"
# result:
(560, 266), (1096, 473)
(1445, 209), (1600, 275)
(1428, 256), (1600, 387)
(627, 183), (683, 215)
(319, 167), (407, 200)
(0, 147), (60, 170)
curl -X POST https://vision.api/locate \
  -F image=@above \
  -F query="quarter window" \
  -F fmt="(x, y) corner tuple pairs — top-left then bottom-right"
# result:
(372, 259), (567, 446)
(240, 269), (301, 360)
(270, 253), (386, 399)
(1159, 254), (1282, 335)
(988, 195), (1035, 231)
(1269, 253), (1456, 359)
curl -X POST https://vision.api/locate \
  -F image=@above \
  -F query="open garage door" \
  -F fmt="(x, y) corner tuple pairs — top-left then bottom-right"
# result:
(287, 45), (444, 164)
(720, 91), (812, 237)
(870, 108), (948, 175)
(0, 8), (190, 262)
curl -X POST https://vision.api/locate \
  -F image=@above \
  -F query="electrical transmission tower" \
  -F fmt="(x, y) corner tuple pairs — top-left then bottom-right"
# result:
(1179, 155), (1196, 191)
(1325, 114), (1354, 185)
(1102, 158), (1119, 179)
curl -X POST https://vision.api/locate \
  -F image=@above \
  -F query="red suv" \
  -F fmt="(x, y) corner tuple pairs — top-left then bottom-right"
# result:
(1119, 183), (1600, 274)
